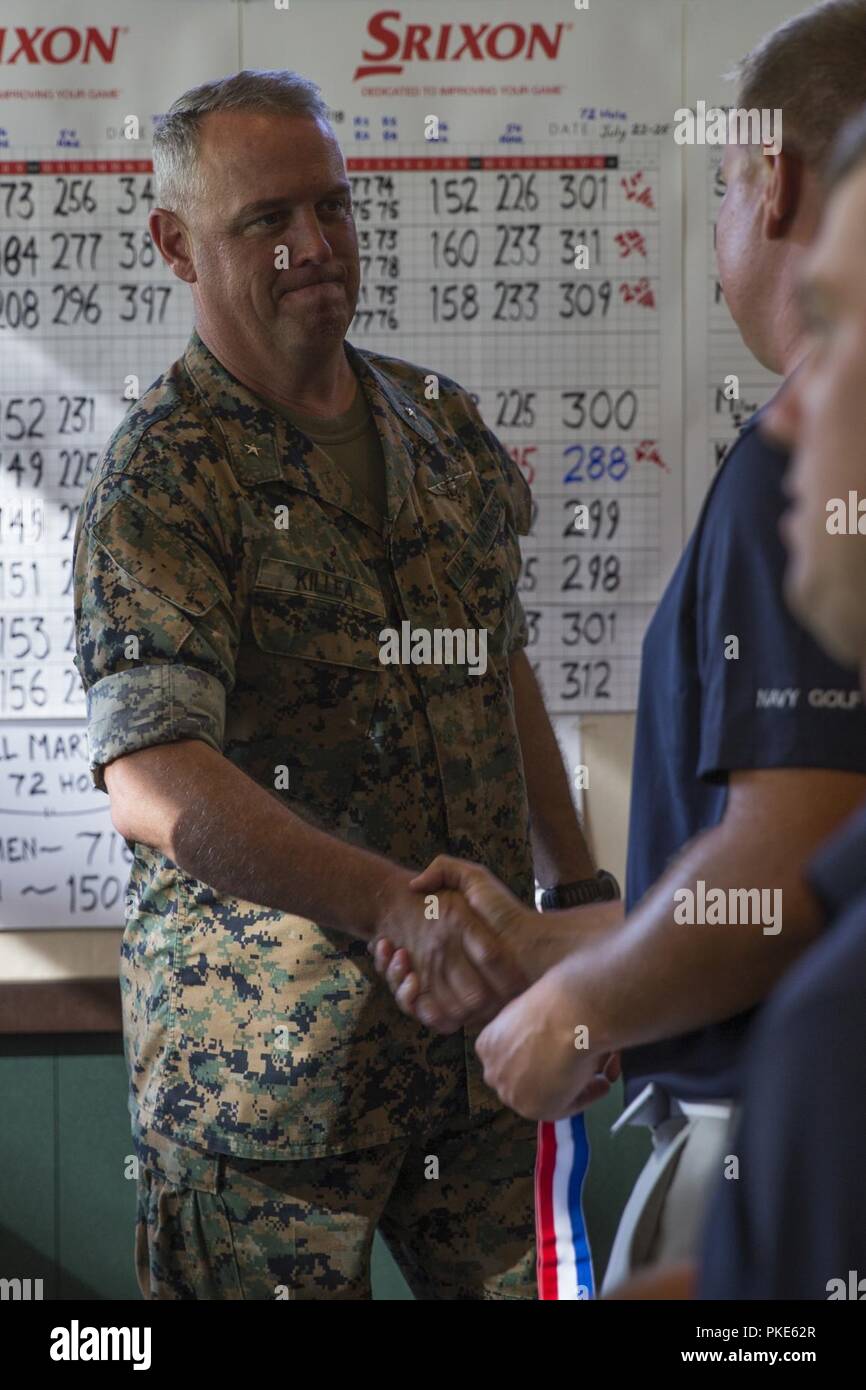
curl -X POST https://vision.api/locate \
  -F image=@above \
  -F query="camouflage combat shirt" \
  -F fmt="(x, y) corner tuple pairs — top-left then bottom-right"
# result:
(73, 328), (534, 1159)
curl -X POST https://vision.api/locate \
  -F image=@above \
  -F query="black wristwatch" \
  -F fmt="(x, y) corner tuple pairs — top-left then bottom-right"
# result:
(539, 870), (621, 911)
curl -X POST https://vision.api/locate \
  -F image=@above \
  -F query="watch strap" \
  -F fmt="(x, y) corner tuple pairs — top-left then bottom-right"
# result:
(539, 870), (621, 911)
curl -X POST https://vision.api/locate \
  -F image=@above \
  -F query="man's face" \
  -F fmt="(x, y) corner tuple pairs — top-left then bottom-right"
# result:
(715, 143), (772, 364)
(764, 163), (866, 669)
(182, 111), (359, 354)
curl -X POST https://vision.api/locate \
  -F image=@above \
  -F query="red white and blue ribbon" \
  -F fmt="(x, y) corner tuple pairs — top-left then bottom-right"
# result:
(536, 1115), (594, 1299)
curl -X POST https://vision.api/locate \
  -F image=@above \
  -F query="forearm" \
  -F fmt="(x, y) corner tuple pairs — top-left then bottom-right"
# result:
(553, 818), (826, 1054)
(515, 898), (624, 983)
(510, 649), (595, 883)
(107, 739), (410, 940)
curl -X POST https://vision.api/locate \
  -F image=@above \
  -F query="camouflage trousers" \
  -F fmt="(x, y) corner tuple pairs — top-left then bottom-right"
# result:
(134, 1102), (537, 1300)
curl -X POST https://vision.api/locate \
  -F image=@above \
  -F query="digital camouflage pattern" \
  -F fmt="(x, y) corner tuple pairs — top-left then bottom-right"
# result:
(73, 327), (534, 1160)
(134, 1065), (537, 1299)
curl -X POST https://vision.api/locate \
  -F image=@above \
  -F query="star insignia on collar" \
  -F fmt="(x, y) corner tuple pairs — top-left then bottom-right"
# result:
(244, 442), (261, 457)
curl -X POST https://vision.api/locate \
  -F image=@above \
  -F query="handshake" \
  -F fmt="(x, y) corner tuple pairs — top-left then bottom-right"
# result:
(369, 854), (533, 1034)
(368, 855), (621, 1121)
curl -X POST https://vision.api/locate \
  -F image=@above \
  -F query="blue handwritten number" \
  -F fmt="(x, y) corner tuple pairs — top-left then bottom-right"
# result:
(563, 445), (630, 483)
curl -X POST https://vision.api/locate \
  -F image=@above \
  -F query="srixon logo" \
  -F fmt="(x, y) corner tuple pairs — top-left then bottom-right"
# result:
(354, 8), (567, 80)
(0, 26), (122, 64)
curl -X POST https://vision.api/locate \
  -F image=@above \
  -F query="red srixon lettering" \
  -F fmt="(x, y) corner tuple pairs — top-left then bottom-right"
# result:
(353, 8), (566, 80)
(0, 26), (122, 65)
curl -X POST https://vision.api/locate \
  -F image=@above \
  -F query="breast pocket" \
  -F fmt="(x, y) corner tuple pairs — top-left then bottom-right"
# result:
(446, 491), (522, 642)
(244, 556), (387, 818)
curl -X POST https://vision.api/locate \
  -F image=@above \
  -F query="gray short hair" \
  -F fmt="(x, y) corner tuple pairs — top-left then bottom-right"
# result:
(730, 0), (866, 168)
(152, 68), (332, 217)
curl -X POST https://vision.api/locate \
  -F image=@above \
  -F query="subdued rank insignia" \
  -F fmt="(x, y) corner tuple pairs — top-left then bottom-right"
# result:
(427, 470), (471, 499)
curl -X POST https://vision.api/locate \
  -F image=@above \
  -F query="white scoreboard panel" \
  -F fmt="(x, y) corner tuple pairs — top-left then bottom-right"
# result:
(0, 0), (785, 926)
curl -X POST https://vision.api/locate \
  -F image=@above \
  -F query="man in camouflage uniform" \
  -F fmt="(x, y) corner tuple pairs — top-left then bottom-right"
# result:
(73, 70), (595, 1300)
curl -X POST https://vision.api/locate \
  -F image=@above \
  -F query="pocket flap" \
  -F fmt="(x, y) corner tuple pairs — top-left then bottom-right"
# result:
(256, 556), (385, 619)
(252, 563), (385, 671)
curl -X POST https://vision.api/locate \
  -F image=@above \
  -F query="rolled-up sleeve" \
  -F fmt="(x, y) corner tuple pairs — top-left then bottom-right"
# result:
(73, 461), (239, 790)
(85, 663), (226, 791)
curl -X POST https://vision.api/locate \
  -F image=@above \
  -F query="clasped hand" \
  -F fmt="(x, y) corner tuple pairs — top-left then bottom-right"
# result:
(370, 868), (528, 1033)
(369, 855), (620, 1121)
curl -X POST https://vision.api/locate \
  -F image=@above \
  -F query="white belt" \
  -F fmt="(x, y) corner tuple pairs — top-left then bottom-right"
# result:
(612, 1081), (734, 1134)
(676, 1099), (734, 1121)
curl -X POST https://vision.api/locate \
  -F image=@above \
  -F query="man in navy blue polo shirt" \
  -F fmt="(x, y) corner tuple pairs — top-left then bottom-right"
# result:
(696, 103), (866, 1300)
(373, 2), (866, 1289)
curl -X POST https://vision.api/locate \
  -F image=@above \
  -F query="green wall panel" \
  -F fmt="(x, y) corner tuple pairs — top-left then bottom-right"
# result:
(1, 1037), (647, 1300)
(0, 1048), (56, 1297)
(56, 1049), (138, 1300)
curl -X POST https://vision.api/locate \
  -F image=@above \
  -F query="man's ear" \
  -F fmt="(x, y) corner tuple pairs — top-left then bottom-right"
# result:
(148, 207), (197, 284)
(762, 147), (805, 241)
